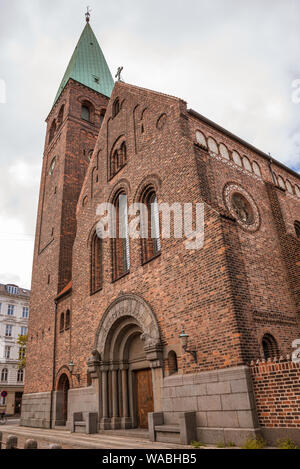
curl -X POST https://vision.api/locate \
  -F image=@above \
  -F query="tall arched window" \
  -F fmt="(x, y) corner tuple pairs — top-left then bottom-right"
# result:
(112, 192), (130, 281)
(65, 310), (71, 330)
(57, 105), (64, 127)
(1, 368), (8, 382)
(141, 188), (161, 263)
(60, 313), (65, 333)
(262, 334), (279, 360)
(49, 120), (56, 143)
(112, 98), (120, 118)
(110, 140), (127, 179)
(91, 232), (102, 294)
(100, 110), (106, 127)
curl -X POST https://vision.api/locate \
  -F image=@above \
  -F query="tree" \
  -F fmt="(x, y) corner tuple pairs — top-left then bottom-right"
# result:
(17, 334), (27, 369)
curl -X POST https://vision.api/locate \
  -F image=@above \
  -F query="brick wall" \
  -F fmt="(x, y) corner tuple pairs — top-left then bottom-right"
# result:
(250, 358), (300, 428)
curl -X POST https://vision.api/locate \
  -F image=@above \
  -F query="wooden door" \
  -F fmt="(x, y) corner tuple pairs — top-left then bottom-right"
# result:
(136, 369), (154, 429)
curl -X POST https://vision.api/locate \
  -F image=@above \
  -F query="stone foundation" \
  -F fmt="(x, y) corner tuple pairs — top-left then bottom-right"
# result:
(161, 366), (260, 446)
(20, 392), (52, 429)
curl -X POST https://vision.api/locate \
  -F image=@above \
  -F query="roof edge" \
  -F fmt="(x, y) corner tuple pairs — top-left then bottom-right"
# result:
(188, 108), (300, 180)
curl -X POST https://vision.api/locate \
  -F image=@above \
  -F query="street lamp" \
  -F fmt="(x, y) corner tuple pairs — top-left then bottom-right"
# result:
(69, 359), (81, 383)
(179, 327), (197, 363)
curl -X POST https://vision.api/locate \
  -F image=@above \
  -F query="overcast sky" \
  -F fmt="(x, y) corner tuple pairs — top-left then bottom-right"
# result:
(0, 0), (299, 289)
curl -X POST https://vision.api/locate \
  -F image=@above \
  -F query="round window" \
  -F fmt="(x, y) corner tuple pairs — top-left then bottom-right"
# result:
(231, 193), (254, 225)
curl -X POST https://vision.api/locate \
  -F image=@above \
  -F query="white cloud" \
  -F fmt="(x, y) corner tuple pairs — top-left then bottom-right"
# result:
(0, 0), (299, 289)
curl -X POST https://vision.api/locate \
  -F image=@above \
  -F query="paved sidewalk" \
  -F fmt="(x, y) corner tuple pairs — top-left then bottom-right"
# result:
(0, 424), (190, 450)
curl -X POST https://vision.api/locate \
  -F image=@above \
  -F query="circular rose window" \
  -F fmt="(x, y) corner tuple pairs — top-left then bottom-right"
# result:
(223, 183), (260, 232)
(231, 193), (254, 225)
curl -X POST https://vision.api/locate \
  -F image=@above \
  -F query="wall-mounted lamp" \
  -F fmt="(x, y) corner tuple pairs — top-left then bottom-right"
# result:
(69, 359), (81, 383)
(179, 327), (197, 363)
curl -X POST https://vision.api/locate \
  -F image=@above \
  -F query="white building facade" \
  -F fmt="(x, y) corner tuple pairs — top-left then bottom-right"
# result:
(0, 283), (30, 415)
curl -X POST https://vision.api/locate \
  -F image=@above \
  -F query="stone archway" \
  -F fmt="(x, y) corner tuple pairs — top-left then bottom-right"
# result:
(93, 294), (163, 430)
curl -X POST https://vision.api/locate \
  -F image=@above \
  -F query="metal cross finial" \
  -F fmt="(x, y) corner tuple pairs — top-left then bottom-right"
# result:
(115, 66), (124, 82)
(85, 6), (92, 22)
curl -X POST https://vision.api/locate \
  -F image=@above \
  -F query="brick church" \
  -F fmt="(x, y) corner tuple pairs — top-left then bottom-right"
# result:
(21, 14), (300, 445)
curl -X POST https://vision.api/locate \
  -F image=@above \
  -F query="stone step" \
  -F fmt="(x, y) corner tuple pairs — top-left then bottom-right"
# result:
(102, 429), (149, 440)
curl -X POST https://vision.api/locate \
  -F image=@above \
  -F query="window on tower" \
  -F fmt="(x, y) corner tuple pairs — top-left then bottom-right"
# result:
(49, 120), (56, 143)
(81, 105), (90, 121)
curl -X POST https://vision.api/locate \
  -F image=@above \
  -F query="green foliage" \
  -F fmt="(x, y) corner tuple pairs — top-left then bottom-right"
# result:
(217, 441), (226, 448)
(277, 439), (299, 450)
(227, 441), (236, 447)
(17, 334), (28, 369)
(242, 436), (267, 450)
(191, 440), (206, 448)
(217, 441), (236, 448)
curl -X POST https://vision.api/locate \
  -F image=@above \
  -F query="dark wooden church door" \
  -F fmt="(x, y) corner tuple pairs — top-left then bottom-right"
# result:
(136, 369), (154, 429)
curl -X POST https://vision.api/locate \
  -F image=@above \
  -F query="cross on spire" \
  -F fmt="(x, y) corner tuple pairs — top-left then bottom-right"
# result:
(85, 6), (92, 22)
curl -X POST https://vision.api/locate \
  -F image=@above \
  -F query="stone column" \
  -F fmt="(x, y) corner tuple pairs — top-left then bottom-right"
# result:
(121, 367), (132, 429)
(111, 367), (121, 429)
(100, 368), (110, 430)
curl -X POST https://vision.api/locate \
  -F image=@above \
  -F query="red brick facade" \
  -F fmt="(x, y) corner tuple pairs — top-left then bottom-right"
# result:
(23, 30), (300, 440)
(250, 359), (300, 428)
(25, 80), (300, 394)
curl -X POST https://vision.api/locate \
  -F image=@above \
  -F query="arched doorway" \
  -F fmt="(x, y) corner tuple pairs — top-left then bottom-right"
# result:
(94, 294), (163, 430)
(57, 373), (70, 425)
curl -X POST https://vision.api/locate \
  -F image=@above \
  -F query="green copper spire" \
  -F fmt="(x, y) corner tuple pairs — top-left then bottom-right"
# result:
(53, 22), (114, 105)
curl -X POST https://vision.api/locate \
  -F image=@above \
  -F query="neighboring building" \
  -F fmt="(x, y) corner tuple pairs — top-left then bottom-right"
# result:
(0, 283), (30, 415)
(21, 14), (300, 446)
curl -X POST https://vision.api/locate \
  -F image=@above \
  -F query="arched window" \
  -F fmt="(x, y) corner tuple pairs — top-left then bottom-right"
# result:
(110, 139), (127, 179)
(81, 105), (90, 121)
(60, 313), (64, 333)
(232, 150), (242, 167)
(49, 157), (56, 176)
(112, 98), (120, 118)
(219, 143), (230, 160)
(91, 232), (102, 294)
(207, 137), (218, 154)
(252, 161), (262, 177)
(295, 185), (300, 199)
(112, 192), (130, 281)
(57, 105), (64, 127)
(195, 130), (207, 148)
(49, 120), (56, 143)
(1, 368), (8, 382)
(243, 156), (252, 172)
(100, 110), (106, 127)
(262, 334), (279, 360)
(81, 101), (94, 122)
(141, 188), (161, 263)
(17, 368), (24, 383)
(286, 180), (293, 194)
(278, 175), (286, 190)
(65, 310), (71, 330)
(168, 351), (178, 375)
(294, 221), (300, 239)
